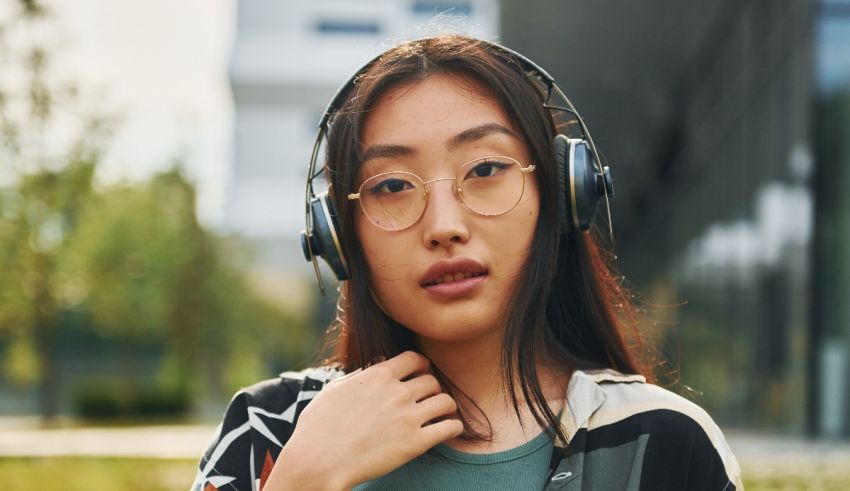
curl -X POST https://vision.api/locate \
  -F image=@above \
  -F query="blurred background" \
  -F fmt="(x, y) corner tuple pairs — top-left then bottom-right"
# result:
(1, 0), (849, 489)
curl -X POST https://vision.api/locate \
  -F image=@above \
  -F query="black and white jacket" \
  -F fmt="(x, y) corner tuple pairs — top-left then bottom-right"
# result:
(191, 367), (742, 490)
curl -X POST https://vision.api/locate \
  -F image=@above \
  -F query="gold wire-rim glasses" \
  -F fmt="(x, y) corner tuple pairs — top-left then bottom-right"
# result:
(348, 155), (536, 231)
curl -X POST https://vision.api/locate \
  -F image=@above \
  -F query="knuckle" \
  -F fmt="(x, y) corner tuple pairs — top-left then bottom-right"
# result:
(437, 392), (456, 409)
(421, 374), (439, 387)
(398, 382), (415, 401)
(452, 419), (465, 435)
(404, 350), (428, 365)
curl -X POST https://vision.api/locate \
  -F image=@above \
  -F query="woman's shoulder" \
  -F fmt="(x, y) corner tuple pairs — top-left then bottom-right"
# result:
(192, 366), (345, 491)
(571, 369), (742, 489)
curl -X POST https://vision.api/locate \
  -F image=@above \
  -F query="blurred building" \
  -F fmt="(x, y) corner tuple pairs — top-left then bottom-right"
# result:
(227, 0), (850, 438)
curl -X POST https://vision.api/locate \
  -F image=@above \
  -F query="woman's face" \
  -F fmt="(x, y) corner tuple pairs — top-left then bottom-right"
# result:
(355, 73), (540, 346)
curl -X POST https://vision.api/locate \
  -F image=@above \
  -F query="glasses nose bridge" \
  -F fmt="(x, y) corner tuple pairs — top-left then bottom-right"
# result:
(422, 175), (458, 186)
(421, 175), (461, 200)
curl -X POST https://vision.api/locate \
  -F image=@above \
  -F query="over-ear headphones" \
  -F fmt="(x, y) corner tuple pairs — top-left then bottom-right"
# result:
(300, 39), (614, 294)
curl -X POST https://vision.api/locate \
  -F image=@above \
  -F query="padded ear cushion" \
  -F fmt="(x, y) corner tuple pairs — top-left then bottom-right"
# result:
(570, 138), (605, 231)
(300, 191), (349, 280)
(552, 134), (570, 233)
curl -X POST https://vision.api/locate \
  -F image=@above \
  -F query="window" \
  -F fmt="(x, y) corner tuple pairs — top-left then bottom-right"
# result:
(315, 20), (381, 35)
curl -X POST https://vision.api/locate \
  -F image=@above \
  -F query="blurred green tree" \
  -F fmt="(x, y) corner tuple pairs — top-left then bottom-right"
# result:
(0, 158), (100, 419)
(0, 0), (316, 420)
(64, 168), (315, 400)
(0, 0), (109, 419)
(61, 170), (206, 391)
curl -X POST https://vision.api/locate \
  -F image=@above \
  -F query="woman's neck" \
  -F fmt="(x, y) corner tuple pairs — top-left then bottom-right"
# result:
(418, 333), (569, 453)
(419, 331), (504, 406)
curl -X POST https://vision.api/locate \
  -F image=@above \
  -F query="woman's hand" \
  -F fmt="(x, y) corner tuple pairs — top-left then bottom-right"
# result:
(264, 351), (463, 491)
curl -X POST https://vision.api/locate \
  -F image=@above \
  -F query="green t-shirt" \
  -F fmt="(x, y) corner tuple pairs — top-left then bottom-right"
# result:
(354, 428), (554, 490)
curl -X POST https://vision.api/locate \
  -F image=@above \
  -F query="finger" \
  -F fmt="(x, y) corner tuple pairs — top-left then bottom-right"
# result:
(418, 418), (464, 448)
(415, 392), (457, 421)
(383, 351), (430, 380)
(403, 374), (442, 402)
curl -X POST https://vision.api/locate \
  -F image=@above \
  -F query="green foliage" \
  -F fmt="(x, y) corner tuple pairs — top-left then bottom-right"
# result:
(0, 159), (315, 415)
(71, 378), (190, 419)
(63, 170), (200, 340)
(71, 379), (131, 418)
(20, 0), (47, 17)
(135, 384), (190, 417)
(0, 0), (317, 417)
(0, 334), (41, 387)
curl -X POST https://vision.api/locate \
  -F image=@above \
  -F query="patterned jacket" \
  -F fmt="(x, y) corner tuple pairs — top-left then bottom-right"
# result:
(191, 367), (743, 490)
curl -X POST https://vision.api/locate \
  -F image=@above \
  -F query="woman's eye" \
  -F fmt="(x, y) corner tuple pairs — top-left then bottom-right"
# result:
(466, 161), (510, 179)
(369, 178), (414, 195)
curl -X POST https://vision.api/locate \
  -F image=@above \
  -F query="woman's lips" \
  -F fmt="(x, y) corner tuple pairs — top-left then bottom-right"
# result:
(421, 273), (487, 298)
(419, 257), (488, 298)
(422, 271), (486, 286)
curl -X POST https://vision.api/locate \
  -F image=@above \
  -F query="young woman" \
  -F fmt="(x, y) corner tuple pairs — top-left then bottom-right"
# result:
(192, 35), (742, 491)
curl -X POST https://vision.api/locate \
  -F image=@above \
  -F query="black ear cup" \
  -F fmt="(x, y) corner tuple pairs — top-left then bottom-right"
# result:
(552, 134), (615, 232)
(300, 191), (349, 280)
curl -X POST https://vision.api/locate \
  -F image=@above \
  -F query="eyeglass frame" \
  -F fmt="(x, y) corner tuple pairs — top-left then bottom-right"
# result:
(347, 155), (536, 231)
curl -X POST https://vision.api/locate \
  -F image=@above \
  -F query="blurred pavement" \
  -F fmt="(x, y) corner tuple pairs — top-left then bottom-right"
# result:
(724, 430), (850, 480)
(0, 417), (214, 459)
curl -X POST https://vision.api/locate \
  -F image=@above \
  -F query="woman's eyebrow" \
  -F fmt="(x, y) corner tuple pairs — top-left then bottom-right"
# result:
(360, 144), (416, 164)
(447, 123), (519, 149)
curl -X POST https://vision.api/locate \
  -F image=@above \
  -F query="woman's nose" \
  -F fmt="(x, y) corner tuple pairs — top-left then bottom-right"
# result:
(420, 180), (470, 248)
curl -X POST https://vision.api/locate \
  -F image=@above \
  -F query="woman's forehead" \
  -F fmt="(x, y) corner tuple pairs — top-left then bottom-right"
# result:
(365, 72), (502, 120)
(359, 74), (518, 156)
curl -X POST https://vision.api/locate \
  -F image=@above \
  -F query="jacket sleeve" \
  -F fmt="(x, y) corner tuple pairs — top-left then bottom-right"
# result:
(191, 390), (258, 491)
(190, 373), (331, 491)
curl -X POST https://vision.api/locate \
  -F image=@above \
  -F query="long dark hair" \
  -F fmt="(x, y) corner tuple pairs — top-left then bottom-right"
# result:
(320, 35), (653, 446)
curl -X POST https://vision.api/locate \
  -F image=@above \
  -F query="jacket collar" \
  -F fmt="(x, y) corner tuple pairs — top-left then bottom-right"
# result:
(558, 369), (646, 444)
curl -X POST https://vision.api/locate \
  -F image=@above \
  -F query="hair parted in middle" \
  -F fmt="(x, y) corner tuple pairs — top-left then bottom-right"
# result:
(318, 35), (652, 445)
